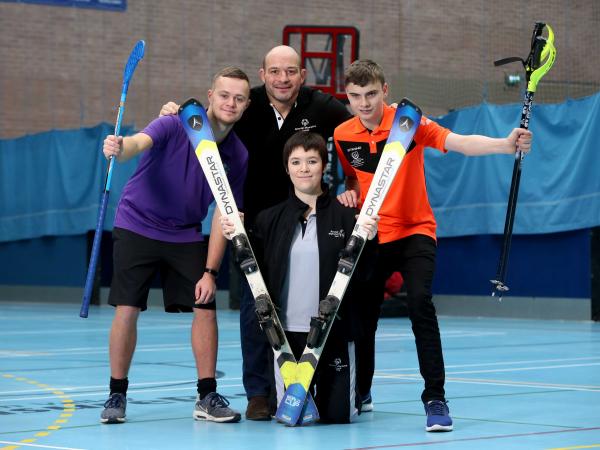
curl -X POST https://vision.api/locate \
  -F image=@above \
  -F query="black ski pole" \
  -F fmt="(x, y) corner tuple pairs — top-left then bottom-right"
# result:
(490, 22), (556, 298)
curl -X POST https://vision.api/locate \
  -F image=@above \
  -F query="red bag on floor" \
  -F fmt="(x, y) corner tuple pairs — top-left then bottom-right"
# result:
(384, 271), (404, 300)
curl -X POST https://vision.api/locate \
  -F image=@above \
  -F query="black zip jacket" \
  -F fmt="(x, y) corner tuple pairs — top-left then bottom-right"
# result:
(252, 188), (371, 342)
(234, 86), (352, 227)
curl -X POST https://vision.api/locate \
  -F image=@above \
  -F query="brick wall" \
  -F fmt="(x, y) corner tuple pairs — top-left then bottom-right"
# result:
(0, 0), (597, 138)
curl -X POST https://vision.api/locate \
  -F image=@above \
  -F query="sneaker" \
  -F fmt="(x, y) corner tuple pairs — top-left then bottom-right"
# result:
(193, 392), (241, 423)
(424, 400), (453, 432)
(100, 393), (126, 424)
(245, 395), (271, 421)
(361, 392), (374, 412)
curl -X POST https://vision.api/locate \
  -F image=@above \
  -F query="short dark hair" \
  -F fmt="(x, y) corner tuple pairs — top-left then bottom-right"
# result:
(283, 132), (328, 168)
(211, 66), (250, 88)
(344, 59), (386, 87)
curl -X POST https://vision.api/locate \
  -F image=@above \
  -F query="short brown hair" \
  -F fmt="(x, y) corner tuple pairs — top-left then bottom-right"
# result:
(212, 66), (250, 88)
(283, 132), (328, 168)
(344, 59), (385, 87)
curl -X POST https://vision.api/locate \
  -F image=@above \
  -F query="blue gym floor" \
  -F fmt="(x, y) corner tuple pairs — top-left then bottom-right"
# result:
(1, 301), (599, 450)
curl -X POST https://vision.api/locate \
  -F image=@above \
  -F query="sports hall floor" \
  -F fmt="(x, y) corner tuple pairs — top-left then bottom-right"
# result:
(1, 301), (599, 450)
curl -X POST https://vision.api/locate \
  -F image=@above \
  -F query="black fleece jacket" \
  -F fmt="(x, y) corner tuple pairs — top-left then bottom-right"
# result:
(233, 86), (351, 226)
(252, 188), (369, 342)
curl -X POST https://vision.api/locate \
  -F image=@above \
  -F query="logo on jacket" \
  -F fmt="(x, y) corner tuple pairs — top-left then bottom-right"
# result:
(295, 118), (316, 132)
(329, 357), (348, 372)
(350, 151), (365, 167)
(188, 115), (203, 131)
(328, 229), (345, 239)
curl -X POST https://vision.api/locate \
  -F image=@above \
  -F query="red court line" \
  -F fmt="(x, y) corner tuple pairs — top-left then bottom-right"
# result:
(346, 427), (600, 449)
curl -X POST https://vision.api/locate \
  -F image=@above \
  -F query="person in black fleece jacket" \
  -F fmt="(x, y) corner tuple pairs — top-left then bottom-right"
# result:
(221, 131), (378, 423)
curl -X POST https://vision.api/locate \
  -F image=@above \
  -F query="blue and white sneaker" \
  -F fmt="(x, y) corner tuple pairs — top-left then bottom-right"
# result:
(100, 393), (126, 424)
(424, 400), (453, 432)
(361, 392), (374, 412)
(193, 392), (241, 423)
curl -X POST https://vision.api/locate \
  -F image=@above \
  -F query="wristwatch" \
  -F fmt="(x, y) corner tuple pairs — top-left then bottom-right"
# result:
(204, 268), (219, 277)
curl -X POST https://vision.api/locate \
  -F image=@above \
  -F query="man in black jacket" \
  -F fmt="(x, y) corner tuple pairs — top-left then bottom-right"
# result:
(233, 46), (352, 420)
(160, 46), (354, 420)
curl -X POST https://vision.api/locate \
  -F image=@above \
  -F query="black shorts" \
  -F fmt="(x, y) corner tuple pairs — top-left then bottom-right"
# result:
(108, 227), (215, 312)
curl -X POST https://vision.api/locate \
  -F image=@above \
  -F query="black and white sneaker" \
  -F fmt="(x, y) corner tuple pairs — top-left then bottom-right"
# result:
(100, 393), (126, 424)
(193, 392), (241, 423)
(361, 391), (374, 412)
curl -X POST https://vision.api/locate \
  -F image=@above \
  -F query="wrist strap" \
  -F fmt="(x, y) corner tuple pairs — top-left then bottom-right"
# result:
(204, 268), (219, 277)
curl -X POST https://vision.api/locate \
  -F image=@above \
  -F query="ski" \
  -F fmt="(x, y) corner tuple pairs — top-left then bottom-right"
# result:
(275, 98), (422, 426)
(178, 98), (319, 424)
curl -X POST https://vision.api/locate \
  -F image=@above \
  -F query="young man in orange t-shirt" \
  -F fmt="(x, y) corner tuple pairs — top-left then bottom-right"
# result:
(335, 60), (532, 432)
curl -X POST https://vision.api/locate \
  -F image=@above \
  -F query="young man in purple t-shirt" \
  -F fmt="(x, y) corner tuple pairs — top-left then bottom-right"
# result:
(99, 67), (250, 424)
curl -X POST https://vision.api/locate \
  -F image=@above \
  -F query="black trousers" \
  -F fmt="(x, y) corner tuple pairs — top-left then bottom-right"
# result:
(357, 234), (446, 403)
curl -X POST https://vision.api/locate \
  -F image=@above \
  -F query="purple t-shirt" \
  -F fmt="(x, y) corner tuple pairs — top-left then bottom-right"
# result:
(114, 115), (247, 243)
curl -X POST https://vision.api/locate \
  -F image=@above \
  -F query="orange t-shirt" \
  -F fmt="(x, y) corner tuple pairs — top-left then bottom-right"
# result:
(334, 104), (450, 244)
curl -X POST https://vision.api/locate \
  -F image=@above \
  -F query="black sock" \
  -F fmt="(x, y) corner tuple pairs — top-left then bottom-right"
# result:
(110, 377), (129, 396)
(197, 378), (217, 400)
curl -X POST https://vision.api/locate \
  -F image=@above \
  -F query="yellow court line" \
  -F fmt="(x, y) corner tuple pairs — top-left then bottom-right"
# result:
(0, 374), (76, 450)
(548, 445), (600, 450)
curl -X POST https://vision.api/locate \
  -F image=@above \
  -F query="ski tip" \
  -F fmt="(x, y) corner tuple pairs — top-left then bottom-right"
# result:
(398, 97), (422, 115)
(178, 98), (203, 114)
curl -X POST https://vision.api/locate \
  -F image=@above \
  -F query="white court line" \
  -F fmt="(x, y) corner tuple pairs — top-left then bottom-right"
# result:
(378, 329), (505, 336)
(444, 362), (600, 375)
(0, 341), (242, 358)
(0, 383), (244, 403)
(375, 356), (600, 372)
(376, 331), (506, 341)
(0, 377), (242, 396)
(0, 441), (85, 450)
(0, 321), (242, 334)
(0, 324), (190, 336)
(375, 372), (600, 392)
(447, 377), (600, 391)
(376, 361), (600, 378)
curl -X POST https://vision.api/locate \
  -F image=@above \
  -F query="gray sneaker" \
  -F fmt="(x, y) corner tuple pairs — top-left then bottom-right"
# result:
(100, 393), (126, 424)
(193, 392), (241, 423)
